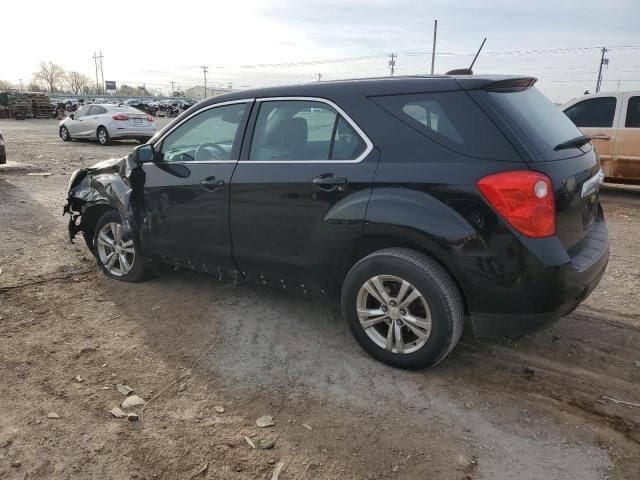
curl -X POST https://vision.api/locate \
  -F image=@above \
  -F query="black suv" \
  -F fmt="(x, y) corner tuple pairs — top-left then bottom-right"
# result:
(64, 75), (609, 369)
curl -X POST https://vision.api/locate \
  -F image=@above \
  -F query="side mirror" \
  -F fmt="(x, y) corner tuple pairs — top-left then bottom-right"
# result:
(134, 144), (155, 163)
(69, 113), (75, 120)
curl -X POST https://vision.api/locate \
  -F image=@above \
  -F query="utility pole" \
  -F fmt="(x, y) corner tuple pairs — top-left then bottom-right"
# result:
(92, 51), (104, 93)
(431, 20), (438, 75)
(388, 53), (397, 76)
(93, 52), (99, 92)
(617, 79), (621, 91)
(317, 73), (322, 83)
(99, 51), (104, 94)
(19, 79), (23, 92)
(170, 81), (175, 96)
(201, 65), (209, 98)
(595, 47), (608, 93)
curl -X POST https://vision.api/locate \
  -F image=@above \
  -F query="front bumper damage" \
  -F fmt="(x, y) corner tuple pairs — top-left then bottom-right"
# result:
(63, 154), (145, 248)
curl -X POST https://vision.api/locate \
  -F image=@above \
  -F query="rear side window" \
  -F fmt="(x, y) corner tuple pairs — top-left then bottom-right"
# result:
(625, 96), (640, 128)
(564, 97), (617, 128)
(371, 91), (517, 160)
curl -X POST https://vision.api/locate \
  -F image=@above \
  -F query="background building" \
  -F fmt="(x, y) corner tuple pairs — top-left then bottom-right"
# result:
(184, 86), (233, 99)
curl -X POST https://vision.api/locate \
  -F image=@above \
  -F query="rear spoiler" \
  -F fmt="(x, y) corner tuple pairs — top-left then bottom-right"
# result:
(454, 76), (537, 92)
(484, 77), (537, 92)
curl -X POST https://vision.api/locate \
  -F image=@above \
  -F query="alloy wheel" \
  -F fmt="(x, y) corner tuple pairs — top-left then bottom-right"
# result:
(356, 275), (432, 354)
(96, 222), (135, 276)
(98, 129), (107, 144)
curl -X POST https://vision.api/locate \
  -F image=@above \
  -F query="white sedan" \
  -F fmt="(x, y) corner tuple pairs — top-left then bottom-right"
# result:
(59, 104), (156, 146)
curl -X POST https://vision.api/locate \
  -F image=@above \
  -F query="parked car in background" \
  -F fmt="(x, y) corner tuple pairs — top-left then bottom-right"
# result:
(563, 91), (640, 182)
(65, 75), (608, 369)
(59, 104), (156, 145)
(0, 129), (6, 164)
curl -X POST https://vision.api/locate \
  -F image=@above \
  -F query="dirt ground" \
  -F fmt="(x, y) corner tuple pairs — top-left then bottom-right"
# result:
(1, 118), (639, 480)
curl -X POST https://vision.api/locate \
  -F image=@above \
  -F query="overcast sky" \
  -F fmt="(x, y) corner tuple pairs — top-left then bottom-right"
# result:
(1, 0), (639, 102)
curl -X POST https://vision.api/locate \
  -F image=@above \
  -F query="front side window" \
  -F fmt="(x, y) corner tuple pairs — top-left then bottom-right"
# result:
(249, 100), (366, 161)
(159, 103), (246, 162)
(564, 97), (617, 128)
(625, 96), (640, 128)
(75, 106), (90, 118)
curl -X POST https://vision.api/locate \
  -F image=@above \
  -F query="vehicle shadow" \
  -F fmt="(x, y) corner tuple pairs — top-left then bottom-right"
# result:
(96, 263), (640, 418)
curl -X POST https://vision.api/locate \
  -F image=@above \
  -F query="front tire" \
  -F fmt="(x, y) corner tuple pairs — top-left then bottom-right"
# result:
(97, 126), (111, 146)
(341, 248), (463, 370)
(93, 210), (150, 282)
(60, 126), (71, 141)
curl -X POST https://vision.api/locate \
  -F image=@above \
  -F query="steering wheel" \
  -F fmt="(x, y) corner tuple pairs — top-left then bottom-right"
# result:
(194, 143), (227, 161)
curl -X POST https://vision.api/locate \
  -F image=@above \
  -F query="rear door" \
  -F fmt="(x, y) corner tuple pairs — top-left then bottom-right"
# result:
(141, 100), (251, 272)
(229, 97), (377, 291)
(612, 94), (640, 181)
(563, 95), (620, 177)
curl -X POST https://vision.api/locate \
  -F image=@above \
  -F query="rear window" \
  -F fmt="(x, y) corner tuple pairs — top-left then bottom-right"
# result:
(112, 106), (141, 114)
(487, 87), (584, 160)
(371, 91), (517, 160)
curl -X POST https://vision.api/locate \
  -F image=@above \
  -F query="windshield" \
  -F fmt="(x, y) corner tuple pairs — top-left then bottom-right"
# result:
(487, 87), (585, 161)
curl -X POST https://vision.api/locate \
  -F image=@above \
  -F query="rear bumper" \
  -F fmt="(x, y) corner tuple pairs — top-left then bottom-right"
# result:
(464, 217), (609, 337)
(471, 242), (609, 337)
(108, 122), (156, 139)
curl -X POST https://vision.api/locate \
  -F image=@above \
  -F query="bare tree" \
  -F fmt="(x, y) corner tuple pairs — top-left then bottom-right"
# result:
(34, 62), (66, 93)
(66, 71), (91, 95)
(0, 79), (16, 90)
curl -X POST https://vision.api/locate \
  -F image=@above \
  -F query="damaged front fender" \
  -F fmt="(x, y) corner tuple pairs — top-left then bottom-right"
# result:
(63, 154), (146, 250)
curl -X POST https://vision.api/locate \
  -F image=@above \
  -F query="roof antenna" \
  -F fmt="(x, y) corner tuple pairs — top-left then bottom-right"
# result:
(446, 37), (486, 76)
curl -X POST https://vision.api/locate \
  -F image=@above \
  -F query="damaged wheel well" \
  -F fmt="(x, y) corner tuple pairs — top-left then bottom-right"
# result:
(80, 204), (116, 253)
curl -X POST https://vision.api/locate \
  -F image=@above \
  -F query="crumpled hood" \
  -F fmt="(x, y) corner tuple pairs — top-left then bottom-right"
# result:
(86, 153), (139, 177)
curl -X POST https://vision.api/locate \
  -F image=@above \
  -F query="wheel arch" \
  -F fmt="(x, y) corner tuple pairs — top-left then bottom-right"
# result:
(329, 233), (470, 315)
(96, 125), (108, 139)
(80, 203), (117, 253)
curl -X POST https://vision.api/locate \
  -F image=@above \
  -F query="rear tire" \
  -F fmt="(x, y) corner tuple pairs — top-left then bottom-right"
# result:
(92, 210), (151, 282)
(341, 248), (463, 370)
(60, 126), (71, 141)
(97, 126), (111, 146)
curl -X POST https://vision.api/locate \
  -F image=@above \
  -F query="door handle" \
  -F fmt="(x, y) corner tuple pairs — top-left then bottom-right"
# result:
(200, 176), (225, 191)
(590, 134), (611, 140)
(312, 174), (348, 192)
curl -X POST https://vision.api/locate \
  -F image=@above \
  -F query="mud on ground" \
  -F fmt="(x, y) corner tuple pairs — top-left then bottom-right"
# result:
(1, 119), (639, 479)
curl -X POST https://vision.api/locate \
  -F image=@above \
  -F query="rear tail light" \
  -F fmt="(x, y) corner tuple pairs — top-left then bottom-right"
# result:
(477, 171), (555, 238)
(146, 115), (153, 122)
(112, 114), (129, 121)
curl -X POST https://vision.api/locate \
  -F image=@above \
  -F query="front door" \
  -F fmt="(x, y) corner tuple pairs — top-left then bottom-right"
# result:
(564, 95), (619, 177)
(229, 98), (378, 292)
(141, 100), (252, 273)
(613, 94), (640, 181)
(69, 105), (91, 137)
